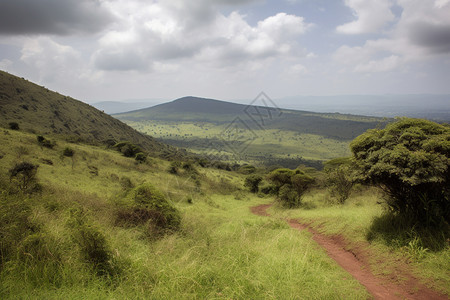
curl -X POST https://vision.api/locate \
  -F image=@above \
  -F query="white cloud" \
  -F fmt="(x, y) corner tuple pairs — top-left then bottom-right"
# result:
(334, 0), (450, 73)
(91, 1), (312, 72)
(337, 0), (395, 34)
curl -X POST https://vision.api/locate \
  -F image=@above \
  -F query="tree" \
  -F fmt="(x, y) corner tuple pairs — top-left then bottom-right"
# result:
(267, 168), (314, 208)
(350, 118), (449, 225)
(244, 175), (263, 193)
(9, 162), (39, 192)
(324, 158), (354, 204)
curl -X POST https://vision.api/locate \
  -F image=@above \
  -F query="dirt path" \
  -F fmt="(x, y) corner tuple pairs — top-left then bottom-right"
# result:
(250, 204), (448, 300)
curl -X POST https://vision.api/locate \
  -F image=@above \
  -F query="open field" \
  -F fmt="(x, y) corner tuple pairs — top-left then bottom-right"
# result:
(1, 128), (448, 299)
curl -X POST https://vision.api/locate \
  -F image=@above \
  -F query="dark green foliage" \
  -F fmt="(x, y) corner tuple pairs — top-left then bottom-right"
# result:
(9, 161), (39, 192)
(278, 184), (300, 208)
(114, 141), (142, 158)
(351, 118), (450, 226)
(68, 208), (116, 276)
(62, 147), (74, 157)
(260, 184), (278, 195)
(8, 122), (19, 130)
(117, 184), (181, 234)
(135, 152), (146, 163)
(267, 168), (314, 208)
(326, 166), (354, 204)
(324, 158), (354, 204)
(244, 175), (263, 193)
(37, 135), (55, 149)
(239, 165), (256, 174)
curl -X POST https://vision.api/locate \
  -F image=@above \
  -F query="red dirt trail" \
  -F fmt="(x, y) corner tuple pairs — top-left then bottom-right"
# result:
(250, 204), (448, 300)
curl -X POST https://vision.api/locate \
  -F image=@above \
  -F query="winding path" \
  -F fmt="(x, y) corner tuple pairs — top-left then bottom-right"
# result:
(251, 204), (448, 300)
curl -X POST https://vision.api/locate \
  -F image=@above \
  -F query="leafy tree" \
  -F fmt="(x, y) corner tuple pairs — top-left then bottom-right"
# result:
(244, 175), (263, 193)
(267, 168), (314, 208)
(135, 152), (146, 163)
(350, 118), (449, 225)
(324, 158), (354, 204)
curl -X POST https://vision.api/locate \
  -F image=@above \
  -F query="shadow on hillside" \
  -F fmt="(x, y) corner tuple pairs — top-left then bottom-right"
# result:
(366, 213), (449, 252)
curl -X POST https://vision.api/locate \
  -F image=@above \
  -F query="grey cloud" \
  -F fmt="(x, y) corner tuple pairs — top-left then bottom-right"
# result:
(409, 22), (450, 54)
(93, 49), (150, 72)
(0, 0), (114, 35)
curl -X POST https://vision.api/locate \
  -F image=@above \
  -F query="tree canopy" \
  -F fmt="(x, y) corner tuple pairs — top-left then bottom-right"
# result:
(350, 118), (449, 225)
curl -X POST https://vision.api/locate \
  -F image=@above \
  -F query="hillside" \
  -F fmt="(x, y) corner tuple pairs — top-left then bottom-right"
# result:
(0, 71), (165, 153)
(116, 96), (389, 141)
(115, 96), (390, 167)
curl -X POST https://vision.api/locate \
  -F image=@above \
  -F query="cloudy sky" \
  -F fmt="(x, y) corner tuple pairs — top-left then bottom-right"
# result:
(1, 0), (450, 103)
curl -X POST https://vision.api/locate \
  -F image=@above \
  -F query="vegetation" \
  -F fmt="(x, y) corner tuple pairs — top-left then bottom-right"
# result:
(324, 157), (354, 204)
(267, 168), (315, 208)
(351, 118), (449, 226)
(244, 174), (263, 193)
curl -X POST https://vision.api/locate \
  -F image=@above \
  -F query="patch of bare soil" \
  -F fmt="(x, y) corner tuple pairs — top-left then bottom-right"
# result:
(251, 204), (448, 300)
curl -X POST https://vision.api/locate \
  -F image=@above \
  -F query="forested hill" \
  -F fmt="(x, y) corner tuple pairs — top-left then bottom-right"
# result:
(0, 71), (166, 153)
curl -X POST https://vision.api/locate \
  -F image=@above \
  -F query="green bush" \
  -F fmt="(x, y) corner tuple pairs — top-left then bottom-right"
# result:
(37, 135), (55, 149)
(68, 208), (115, 276)
(244, 174), (263, 193)
(267, 168), (314, 208)
(168, 161), (181, 174)
(118, 183), (181, 233)
(62, 147), (74, 157)
(114, 141), (142, 158)
(135, 152), (146, 163)
(325, 165), (354, 204)
(351, 118), (449, 226)
(9, 161), (39, 192)
(8, 122), (19, 130)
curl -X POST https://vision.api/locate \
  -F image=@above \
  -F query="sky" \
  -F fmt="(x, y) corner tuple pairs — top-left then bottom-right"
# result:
(0, 0), (450, 103)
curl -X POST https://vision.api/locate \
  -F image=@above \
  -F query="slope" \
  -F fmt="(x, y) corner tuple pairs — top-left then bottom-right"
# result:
(0, 70), (165, 153)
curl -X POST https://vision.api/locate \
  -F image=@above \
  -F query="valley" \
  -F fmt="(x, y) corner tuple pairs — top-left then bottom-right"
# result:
(0, 71), (448, 299)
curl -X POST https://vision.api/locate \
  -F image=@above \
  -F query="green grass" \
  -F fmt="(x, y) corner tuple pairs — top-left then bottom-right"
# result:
(124, 120), (351, 166)
(269, 188), (450, 296)
(0, 128), (371, 299)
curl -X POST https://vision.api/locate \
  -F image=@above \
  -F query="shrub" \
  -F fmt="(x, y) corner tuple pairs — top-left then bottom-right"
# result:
(68, 208), (115, 276)
(267, 168), (314, 208)
(278, 184), (300, 208)
(37, 135), (55, 149)
(8, 122), (19, 130)
(135, 152), (146, 163)
(9, 162), (39, 192)
(168, 161), (181, 174)
(118, 184), (182, 233)
(351, 118), (449, 226)
(239, 165), (256, 174)
(244, 175), (263, 193)
(326, 165), (354, 204)
(114, 141), (141, 158)
(62, 147), (74, 157)
(120, 176), (134, 190)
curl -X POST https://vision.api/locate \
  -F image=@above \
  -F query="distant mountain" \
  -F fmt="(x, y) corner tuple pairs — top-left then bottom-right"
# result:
(0, 70), (165, 152)
(116, 96), (389, 141)
(91, 100), (165, 114)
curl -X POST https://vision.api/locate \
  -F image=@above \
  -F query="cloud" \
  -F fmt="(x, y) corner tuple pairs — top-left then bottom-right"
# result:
(92, 1), (312, 72)
(337, 0), (395, 34)
(334, 0), (450, 73)
(20, 37), (84, 82)
(0, 0), (113, 35)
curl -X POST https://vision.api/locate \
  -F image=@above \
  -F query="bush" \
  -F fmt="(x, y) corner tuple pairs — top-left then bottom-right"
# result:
(168, 161), (181, 174)
(114, 141), (142, 158)
(62, 147), (74, 157)
(9, 162), (39, 192)
(8, 122), (19, 130)
(324, 159), (354, 204)
(37, 135), (55, 149)
(244, 174), (263, 193)
(351, 118), (450, 226)
(117, 184), (182, 233)
(68, 208), (116, 276)
(239, 165), (256, 174)
(267, 168), (314, 208)
(135, 152), (146, 163)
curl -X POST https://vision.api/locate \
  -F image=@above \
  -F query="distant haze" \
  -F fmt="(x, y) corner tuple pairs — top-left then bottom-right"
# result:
(93, 94), (450, 121)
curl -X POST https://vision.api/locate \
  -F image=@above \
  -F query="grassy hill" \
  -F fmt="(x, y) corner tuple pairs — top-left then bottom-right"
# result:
(116, 97), (390, 167)
(0, 71), (166, 153)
